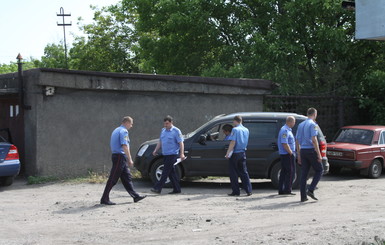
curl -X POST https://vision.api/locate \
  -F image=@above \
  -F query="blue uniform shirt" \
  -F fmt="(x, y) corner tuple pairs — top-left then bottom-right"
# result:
(160, 126), (184, 155)
(296, 118), (318, 149)
(228, 124), (249, 153)
(110, 125), (130, 154)
(224, 135), (231, 141)
(278, 124), (295, 155)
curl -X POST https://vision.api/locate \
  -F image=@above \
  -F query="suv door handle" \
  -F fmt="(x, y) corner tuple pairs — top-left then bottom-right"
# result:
(224, 144), (229, 150)
(270, 143), (278, 150)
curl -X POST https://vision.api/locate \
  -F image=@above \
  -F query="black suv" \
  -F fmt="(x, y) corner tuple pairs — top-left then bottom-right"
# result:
(135, 112), (329, 188)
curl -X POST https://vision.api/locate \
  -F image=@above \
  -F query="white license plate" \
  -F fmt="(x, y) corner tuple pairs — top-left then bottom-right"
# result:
(327, 151), (343, 157)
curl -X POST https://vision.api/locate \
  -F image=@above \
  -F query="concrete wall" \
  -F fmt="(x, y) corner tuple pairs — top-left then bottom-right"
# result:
(15, 69), (273, 177)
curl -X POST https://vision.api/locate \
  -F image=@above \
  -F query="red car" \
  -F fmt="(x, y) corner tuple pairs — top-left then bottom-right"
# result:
(327, 125), (385, 178)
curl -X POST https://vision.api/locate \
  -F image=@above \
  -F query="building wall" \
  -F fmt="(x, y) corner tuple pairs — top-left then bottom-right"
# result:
(16, 69), (273, 177)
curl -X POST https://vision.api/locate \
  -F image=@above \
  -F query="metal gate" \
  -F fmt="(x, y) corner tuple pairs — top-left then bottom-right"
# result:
(264, 95), (363, 140)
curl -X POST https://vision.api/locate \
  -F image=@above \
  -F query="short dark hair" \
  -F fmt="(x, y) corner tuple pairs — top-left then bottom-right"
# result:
(122, 116), (133, 123)
(233, 115), (242, 123)
(164, 115), (173, 122)
(307, 108), (317, 116)
(222, 124), (233, 132)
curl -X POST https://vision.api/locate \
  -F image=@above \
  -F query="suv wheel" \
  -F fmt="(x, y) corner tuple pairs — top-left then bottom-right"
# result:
(1, 176), (14, 186)
(150, 158), (182, 188)
(368, 159), (382, 179)
(270, 163), (299, 189)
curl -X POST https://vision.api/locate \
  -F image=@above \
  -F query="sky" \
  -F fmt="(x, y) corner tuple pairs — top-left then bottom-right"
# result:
(0, 0), (120, 64)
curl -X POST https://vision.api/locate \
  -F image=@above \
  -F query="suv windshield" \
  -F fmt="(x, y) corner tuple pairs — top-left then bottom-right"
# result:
(334, 128), (374, 145)
(185, 115), (226, 138)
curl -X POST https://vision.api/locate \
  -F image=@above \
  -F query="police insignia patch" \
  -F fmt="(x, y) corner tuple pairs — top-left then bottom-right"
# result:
(282, 134), (287, 138)
(314, 126), (317, 130)
(124, 136), (128, 141)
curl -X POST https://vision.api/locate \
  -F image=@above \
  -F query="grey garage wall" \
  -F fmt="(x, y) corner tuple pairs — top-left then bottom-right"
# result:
(33, 89), (263, 177)
(17, 69), (272, 177)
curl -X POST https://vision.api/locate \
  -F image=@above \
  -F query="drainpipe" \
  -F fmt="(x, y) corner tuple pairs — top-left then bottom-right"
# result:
(16, 54), (31, 110)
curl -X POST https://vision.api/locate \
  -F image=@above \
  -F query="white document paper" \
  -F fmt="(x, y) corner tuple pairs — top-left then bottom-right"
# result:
(225, 151), (233, 158)
(174, 157), (187, 166)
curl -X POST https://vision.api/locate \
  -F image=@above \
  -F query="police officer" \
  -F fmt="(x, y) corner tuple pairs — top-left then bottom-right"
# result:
(151, 115), (185, 194)
(101, 116), (146, 205)
(296, 108), (323, 202)
(225, 115), (252, 196)
(222, 124), (233, 140)
(278, 116), (296, 195)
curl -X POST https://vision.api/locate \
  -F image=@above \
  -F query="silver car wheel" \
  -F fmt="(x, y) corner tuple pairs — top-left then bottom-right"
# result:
(155, 164), (170, 183)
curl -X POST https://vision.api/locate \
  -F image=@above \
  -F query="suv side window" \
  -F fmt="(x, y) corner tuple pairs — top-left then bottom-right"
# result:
(201, 124), (226, 141)
(244, 122), (277, 139)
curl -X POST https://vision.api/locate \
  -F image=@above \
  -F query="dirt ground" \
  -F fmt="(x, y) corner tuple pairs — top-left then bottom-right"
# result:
(1, 172), (385, 245)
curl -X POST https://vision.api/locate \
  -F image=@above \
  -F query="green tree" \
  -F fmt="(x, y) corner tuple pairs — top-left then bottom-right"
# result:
(123, 0), (227, 75)
(0, 59), (38, 74)
(69, 4), (138, 72)
(35, 43), (67, 69)
(359, 70), (385, 124)
(123, 0), (385, 96)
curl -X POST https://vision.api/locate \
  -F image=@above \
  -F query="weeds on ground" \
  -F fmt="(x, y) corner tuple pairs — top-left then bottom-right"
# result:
(27, 176), (59, 185)
(68, 170), (109, 184)
(27, 168), (142, 185)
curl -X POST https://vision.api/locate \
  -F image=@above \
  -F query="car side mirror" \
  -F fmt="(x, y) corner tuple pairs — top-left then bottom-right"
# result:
(198, 134), (207, 145)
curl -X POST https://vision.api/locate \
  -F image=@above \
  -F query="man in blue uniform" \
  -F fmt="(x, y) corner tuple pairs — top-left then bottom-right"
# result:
(277, 116), (296, 195)
(225, 115), (252, 196)
(151, 115), (185, 194)
(101, 116), (146, 205)
(296, 108), (323, 202)
(222, 124), (233, 140)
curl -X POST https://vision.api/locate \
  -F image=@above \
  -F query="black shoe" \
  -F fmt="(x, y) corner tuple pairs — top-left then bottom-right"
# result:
(227, 193), (240, 196)
(168, 191), (181, 194)
(247, 192), (252, 196)
(279, 192), (296, 195)
(307, 191), (318, 200)
(301, 198), (308, 202)
(150, 188), (161, 194)
(100, 200), (116, 205)
(134, 195), (147, 203)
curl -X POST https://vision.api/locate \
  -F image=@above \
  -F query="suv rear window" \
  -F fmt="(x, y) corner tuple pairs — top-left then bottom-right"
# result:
(244, 122), (277, 138)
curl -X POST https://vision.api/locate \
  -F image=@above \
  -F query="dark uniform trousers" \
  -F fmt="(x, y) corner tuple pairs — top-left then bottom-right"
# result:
(300, 149), (323, 200)
(101, 153), (139, 202)
(153, 155), (181, 192)
(229, 152), (252, 195)
(279, 153), (296, 193)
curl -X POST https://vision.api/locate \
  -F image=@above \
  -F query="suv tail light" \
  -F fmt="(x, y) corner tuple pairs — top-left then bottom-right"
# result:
(5, 145), (19, 160)
(319, 141), (327, 158)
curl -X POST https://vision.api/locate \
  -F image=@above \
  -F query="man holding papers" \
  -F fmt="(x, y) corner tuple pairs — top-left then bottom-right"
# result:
(151, 115), (185, 194)
(225, 115), (252, 196)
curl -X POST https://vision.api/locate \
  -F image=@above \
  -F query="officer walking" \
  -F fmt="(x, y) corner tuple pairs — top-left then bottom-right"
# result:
(278, 116), (296, 195)
(225, 115), (252, 196)
(296, 108), (323, 202)
(100, 116), (146, 205)
(151, 116), (185, 194)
